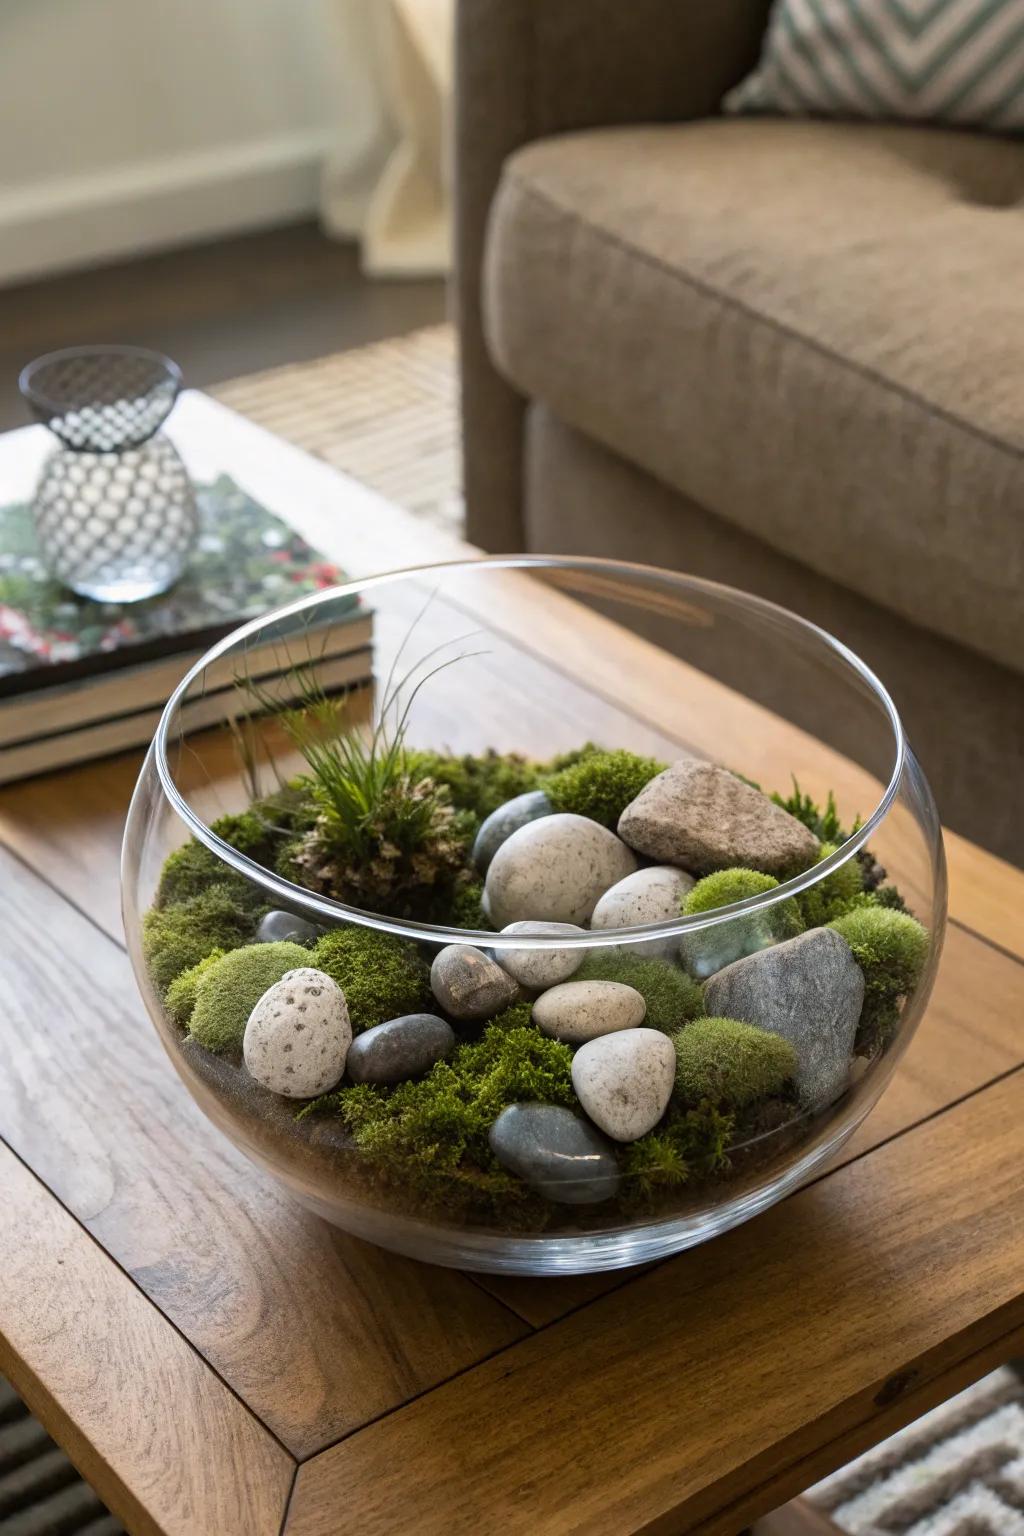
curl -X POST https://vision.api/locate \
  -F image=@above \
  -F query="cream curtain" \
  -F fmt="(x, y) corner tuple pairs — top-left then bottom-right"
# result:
(319, 0), (453, 277)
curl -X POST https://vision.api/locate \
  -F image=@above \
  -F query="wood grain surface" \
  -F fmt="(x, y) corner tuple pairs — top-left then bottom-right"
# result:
(0, 845), (526, 1458)
(0, 1144), (294, 1536)
(287, 1067), (1024, 1536)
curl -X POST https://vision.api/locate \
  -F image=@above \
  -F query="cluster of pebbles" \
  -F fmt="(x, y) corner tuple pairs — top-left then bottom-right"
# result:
(236, 760), (869, 1208)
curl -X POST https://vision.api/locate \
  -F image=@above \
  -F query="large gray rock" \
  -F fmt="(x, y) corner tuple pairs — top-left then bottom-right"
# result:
(618, 761), (819, 877)
(533, 979), (645, 1044)
(571, 1028), (676, 1142)
(488, 1103), (621, 1205)
(472, 790), (552, 874)
(704, 927), (864, 1111)
(484, 812), (637, 927)
(590, 865), (695, 959)
(346, 1013), (454, 1085)
(430, 944), (519, 1020)
(496, 921), (585, 990)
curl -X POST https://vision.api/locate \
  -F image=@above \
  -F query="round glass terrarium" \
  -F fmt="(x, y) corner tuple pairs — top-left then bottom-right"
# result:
(122, 557), (946, 1274)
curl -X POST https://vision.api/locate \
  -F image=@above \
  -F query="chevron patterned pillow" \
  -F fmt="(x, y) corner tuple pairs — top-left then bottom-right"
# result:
(724, 0), (1024, 132)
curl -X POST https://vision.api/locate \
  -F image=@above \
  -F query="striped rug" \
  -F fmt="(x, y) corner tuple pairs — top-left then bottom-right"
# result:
(809, 1366), (1024, 1532)
(725, 0), (1024, 131)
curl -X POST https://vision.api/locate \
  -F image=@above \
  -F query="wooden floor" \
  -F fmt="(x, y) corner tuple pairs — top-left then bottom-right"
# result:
(0, 222), (447, 432)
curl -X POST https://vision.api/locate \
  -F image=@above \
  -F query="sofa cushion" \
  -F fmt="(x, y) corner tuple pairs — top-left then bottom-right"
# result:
(484, 118), (1024, 673)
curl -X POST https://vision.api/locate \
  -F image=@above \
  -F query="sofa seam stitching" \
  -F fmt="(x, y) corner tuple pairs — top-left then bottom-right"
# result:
(501, 171), (1024, 463)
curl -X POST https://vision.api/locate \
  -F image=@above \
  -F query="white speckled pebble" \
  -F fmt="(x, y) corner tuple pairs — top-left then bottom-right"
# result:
(243, 967), (351, 1099)
(484, 813), (637, 927)
(533, 980), (646, 1043)
(571, 1028), (676, 1142)
(590, 865), (695, 958)
(497, 921), (586, 989)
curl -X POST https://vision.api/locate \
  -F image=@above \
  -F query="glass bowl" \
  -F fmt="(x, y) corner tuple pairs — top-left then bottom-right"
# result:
(122, 556), (946, 1274)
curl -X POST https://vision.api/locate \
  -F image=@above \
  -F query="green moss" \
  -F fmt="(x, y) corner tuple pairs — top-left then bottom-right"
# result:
(188, 941), (310, 1055)
(830, 906), (930, 1054)
(165, 948), (225, 1028)
(622, 1103), (735, 1199)
(797, 843), (867, 927)
(312, 926), (431, 1032)
(684, 868), (804, 937)
(673, 1017), (798, 1110)
(155, 839), (225, 908)
(143, 885), (265, 996)
(299, 1020), (575, 1223)
(574, 952), (704, 1032)
(680, 869), (803, 978)
(406, 749), (542, 826)
(770, 780), (853, 844)
(449, 879), (493, 931)
(540, 748), (666, 828)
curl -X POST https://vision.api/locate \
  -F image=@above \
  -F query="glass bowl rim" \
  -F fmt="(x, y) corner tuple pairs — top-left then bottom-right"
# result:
(145, 554), (907, 950)
(19, 343), (183, 417)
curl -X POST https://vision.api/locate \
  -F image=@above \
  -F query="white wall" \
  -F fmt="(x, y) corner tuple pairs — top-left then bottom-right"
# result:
(0, 0), (336, 284)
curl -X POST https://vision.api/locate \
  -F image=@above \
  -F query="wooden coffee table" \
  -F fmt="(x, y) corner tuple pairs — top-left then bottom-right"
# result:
(2, 393), (1022, 1536)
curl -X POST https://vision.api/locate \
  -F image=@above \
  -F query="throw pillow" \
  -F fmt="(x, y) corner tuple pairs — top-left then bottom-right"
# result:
(724, 0), (1024, 133)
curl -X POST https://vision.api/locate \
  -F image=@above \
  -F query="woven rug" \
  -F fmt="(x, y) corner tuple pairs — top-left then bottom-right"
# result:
(4, 323), (1022, 1533)
(212, 322), (464, 535)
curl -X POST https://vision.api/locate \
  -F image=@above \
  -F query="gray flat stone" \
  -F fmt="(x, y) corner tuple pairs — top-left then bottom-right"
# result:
(256, 909), (319, 946)
(704, 927), (864, 1111)
(618, 761), (819, 877)
(346, 1013), (455, 1085)
(430, 943), (519, 1020)
(488, 1103), (621, 1205)
(472, 790), (553, 873)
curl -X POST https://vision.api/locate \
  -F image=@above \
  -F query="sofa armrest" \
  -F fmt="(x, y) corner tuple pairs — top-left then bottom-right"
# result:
(455, 0), (770, 551)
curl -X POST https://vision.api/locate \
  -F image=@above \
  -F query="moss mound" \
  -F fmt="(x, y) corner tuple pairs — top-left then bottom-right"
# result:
(188, 941), (310, 1055)
(830, 905), (930, 1053)
(165, 948), (225, 1028)
(312, 926), (431, 1032)
(448, 878), (493, 931)
(683, 868), (804, 938)
(673, 1017), (797, 1110)
(301, 1020), (575, 1222)
(541, 748), (666, 828)
(405, 749), (541, 826)
(574, 952), (704, 1031)
(155, 840), (226, 908)
(143, 885), (266, 996)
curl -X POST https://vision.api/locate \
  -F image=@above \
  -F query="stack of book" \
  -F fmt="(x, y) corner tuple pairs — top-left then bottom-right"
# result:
(0, 474), (372, 783)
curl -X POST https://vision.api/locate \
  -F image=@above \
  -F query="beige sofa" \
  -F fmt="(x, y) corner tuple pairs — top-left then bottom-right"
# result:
(454, 0), (1024, 865)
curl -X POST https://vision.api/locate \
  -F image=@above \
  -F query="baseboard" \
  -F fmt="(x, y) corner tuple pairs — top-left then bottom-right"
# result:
(0, 131), (330, 287)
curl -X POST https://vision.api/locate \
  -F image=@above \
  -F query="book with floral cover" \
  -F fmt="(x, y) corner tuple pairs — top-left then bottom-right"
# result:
(0, 473), (371, 781)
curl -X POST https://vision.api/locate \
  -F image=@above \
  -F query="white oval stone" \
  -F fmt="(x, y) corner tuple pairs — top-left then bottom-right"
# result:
(484, 813), (637, 928)
(497, 921), (586, 989)
(590, 865), (696, 958)
(243, 967), (351, 1099)
(571, 1028), (676, 1142)
(533, 979), (646, 1043)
